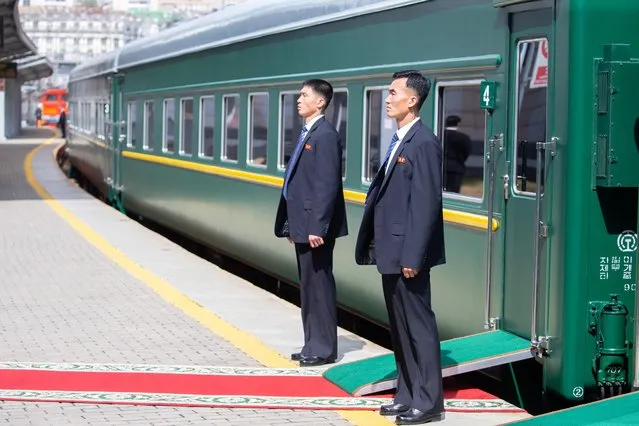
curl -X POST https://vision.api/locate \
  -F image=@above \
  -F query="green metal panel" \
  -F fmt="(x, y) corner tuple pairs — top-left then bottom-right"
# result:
(549, 0), (639, 402)
(507, 389), (639, 425)
(592, 44), (639, 189)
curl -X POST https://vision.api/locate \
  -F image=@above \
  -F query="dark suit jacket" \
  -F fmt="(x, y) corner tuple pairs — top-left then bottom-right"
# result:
(355, 119), (445, 274)
(444, 128), (471, 174)
(274, 116), (348, 243)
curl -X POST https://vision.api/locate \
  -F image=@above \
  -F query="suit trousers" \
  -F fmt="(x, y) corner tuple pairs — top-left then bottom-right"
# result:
(382, 270), (444, 413)
(295, 239), (338, 360)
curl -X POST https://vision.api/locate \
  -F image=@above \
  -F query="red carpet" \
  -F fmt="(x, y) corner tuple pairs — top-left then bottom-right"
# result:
(0, 369), (347, 398)
(0, 363), (527, 413)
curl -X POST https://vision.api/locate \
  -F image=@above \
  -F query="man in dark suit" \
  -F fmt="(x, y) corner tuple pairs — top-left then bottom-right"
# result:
(57, 109), (67, 139)
(355, 70), (446, 425)
(443, 115), (471, 193)
(274, 79), (348, 367)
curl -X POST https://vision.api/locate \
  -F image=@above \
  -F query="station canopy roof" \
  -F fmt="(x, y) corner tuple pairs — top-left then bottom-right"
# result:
(17, 54), (54, 82)
(0, 0), (53, 80)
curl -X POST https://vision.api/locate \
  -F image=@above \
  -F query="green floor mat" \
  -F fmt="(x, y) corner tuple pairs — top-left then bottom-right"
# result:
(324, 330), (531, 396)
(506, 391), (639, 425)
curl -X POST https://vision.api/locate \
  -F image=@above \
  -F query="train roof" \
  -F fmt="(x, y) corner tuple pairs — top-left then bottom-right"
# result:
(69, 0), (427, 82)
(68, 49), (119, 82)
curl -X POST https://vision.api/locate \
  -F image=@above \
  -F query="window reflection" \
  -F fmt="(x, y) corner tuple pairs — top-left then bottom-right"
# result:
(515, 38), (548, 194)
(127, 102), (136, 148)
(200, 96), (215, 158)
(324, 92), (348, 178)
(180, 98), (194, 156)
(163, 99), (175, 154)
(438, 85), (485, 199)
(144, 100), (153, 150)
(248, 93), (269, 166)
(364, 89), (396, 182)
(280, 91), (348, 177)
(223, 95), (239, 162)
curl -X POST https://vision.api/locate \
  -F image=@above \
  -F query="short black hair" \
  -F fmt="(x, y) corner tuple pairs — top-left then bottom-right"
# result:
(392, 70), (431, 110)
(302, 79), (333, 110)
(445, 115), (461, 126)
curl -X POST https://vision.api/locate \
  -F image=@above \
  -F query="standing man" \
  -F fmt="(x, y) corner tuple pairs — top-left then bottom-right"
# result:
(355, 70), (446, 425)
(274, 79), (348, 367)
(57, 109), (67, 139)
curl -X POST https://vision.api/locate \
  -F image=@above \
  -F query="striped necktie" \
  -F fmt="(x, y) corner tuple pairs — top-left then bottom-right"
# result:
(366, 133), (400, 200)
(380, 132), (399, 172)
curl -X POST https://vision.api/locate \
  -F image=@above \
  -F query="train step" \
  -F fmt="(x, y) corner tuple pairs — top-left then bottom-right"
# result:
(323, 330), (533, 396)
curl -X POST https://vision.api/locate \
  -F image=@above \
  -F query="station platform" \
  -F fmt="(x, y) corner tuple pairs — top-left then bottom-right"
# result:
(0, 128), (532, 425)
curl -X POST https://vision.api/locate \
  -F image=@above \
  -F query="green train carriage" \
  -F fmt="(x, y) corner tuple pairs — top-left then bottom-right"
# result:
(66, 0), (639, 411)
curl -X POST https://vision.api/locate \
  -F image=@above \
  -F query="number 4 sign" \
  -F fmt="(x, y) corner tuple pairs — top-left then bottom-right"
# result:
(480, 80), (496, 112)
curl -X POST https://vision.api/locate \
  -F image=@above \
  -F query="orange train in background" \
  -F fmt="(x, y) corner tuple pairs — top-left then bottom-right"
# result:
(36, 88), (67, 127)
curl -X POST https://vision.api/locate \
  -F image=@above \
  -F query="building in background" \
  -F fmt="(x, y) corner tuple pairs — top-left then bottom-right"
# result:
(17, 0), (249, 122)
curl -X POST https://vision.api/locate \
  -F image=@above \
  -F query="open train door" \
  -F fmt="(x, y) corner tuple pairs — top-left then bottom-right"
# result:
(109, 73), (126, 212)
(502, 6), (557, 358)
(103, 76), (115, 201)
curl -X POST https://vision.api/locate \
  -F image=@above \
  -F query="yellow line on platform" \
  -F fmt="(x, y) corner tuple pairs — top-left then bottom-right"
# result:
(25, 134), (392, 426)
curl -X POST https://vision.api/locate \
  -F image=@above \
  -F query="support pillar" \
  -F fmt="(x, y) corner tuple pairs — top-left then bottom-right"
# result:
(0, 78), (5, 141)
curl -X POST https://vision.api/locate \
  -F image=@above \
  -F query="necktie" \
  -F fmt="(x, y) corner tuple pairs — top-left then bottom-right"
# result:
(282, 126), (308, 199)
(380, 132), (399, 172)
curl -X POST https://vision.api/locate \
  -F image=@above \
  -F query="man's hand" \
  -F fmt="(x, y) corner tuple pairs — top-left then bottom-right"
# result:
(309, 235), (324, 248)
(287, 237), (293, 244)
(402, 267), (419, 279)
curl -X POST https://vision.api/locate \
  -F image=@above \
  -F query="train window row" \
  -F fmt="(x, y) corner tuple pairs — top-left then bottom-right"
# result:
(71, 80), (488, 202)
(68, 101), (109, 141)
(132, 91), (348, 177)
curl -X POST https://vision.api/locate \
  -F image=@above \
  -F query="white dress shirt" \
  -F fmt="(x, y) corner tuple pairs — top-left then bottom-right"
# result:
(304, 114), (324, 132)
(385, 116), (420, 174)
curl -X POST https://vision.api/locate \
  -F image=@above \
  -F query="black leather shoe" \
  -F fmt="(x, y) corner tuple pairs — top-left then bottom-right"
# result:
(395, 409), (444, 425)
(379, 403), (410, 416)
(299, 356), (335, 367)
(290, 352), (303, 361)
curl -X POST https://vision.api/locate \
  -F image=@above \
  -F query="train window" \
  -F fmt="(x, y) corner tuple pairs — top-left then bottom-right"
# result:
(279, 90), (348, 178)
(363, 88), (396, 182)
(179, 98), (194, 156)
(95, 103), (100, 138)
(127, 102), (137, 148)
(163, 98), (175, 154)
(325, 90), (348, 178)
(436, 82), (486, 200)
(514, 38), (548, 195)
(222, 95), (239, 162)
(85, 102), (90, 132)
(93, 103), (98, 137)
(101, 103), (107, 140)
(143, 100), (154, 151)
(279, 92), (303, 169)
(248, 93), (269, 167)
(199, 96), (215, 159)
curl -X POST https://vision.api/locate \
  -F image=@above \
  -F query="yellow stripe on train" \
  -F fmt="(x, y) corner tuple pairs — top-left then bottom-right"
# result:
(122, 150), (500, 232)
